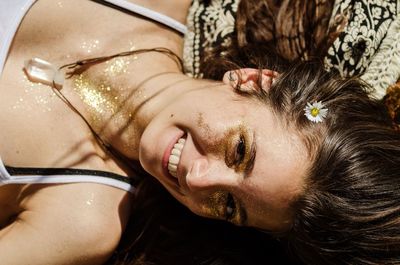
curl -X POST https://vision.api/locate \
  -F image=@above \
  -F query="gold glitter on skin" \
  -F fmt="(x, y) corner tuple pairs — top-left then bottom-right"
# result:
(13, 75), (56, 112)
(80, 40), (100, 54)
(69, 45), (145, 156)
(205, 191), (244, 225)
(196, 112), (252, 173)
(224, 126), (253, 173)
(104, 57), (131, 77)
(73, 74), (118, 123)
(128, 41), (136, 51)
(206, 191), (226, 218)
(72, 72), (142, 155)
(196, 112), (218, 153)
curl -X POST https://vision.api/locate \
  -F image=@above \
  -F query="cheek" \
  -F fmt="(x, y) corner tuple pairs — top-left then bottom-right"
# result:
(179, 195), (218, 219)
(240, 187), (294, 230)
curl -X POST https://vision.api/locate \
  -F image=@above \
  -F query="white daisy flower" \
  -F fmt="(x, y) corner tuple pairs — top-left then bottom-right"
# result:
(304, 101), (328, 123)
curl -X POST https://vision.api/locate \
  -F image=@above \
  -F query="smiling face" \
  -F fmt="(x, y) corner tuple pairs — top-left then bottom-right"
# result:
(139, 79), (309, 231)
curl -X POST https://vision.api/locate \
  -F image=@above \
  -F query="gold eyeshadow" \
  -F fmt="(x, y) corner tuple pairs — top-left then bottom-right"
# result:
(195, 113), (254, 175)
(205, 191), (246, 225)
(224, 125), (253, 173)
(206, 191), (226, 218)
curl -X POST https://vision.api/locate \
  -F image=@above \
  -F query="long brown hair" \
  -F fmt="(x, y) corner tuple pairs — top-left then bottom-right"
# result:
(265, 61), (400, 265)
(109, 1), (400, 264)
(200, 0), (336, 79)
(201, 3), (400, 258)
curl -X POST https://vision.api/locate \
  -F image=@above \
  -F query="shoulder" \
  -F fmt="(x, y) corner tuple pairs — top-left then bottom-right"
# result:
(8, 183), (132, 263)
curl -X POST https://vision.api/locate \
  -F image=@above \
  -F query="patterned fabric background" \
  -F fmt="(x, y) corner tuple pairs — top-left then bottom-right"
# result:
(325, 0), (397, 77)
(184, 0), (239, 78)
(183, 0), (400, 99)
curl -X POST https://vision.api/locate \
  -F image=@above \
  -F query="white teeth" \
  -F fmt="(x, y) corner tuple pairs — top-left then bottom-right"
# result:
(168, 137), (185, 178)
(174, 143), (184, 150)
(169, 155), (180, 164)
(168, 164), (177, 171)
(171, 149), (181, 156)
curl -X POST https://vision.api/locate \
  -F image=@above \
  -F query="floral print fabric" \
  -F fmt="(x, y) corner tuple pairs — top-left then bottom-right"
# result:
(183, 0), (399, 98)
(184, 0), (239, 78)
(325, 0), (397, 77)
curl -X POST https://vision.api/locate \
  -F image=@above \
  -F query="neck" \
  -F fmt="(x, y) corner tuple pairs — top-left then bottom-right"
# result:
(103, 71), (191, 160)
(66, 52), (217, 161)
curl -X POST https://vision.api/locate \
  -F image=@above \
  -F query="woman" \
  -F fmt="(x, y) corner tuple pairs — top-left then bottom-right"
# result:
(1, 0), (297, 264)
(0, 1), (399, 265)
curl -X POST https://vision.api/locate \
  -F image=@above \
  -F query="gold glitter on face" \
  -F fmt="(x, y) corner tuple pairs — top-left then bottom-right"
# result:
(224, 125), (253, 173)
(196, 112), (221, 155)
(196, 112), (251, 172)
(206, 191), (226, 218)
(203, 191), (244, 225)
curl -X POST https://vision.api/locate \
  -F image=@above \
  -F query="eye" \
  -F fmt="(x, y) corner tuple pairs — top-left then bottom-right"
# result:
(225, 193), (236, 220)
(234, 135), (246, 165)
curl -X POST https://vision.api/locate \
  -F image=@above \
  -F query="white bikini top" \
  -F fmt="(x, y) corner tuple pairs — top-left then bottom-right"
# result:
(0, 0), (187, 193)
(0, 160), (136, 193)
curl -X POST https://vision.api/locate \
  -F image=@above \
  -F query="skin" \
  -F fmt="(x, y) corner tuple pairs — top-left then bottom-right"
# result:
(138, 71), (309, 231)
(0, 0), (308, 264)
(0, 0), (190, 264)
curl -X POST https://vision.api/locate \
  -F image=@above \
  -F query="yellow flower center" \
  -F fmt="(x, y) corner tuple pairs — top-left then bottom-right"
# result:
(311, 108), (320, 117)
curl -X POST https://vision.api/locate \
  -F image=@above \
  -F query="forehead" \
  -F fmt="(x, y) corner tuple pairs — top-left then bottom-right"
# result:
(240, 104), (309, 230)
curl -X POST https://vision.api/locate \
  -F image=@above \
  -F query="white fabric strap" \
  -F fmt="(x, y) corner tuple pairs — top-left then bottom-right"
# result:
(0, 174), (135, 193)
(0, 156), (134, 193)
(0, 0), (36, 76)
(104, 0), (187, 34)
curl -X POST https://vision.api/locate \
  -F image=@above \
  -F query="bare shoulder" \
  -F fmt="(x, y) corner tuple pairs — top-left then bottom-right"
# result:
(0, 183), (132, 265)
(18, 182), (132, 234)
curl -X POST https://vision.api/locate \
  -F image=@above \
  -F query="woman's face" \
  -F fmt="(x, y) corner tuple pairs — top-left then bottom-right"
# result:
(139, 80), (309, 231)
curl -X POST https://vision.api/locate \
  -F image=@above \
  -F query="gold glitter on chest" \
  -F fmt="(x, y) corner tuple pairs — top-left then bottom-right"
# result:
(104, 57), (131, 77)
(73, 74), (119, 120)
(12, 75), (57, 112)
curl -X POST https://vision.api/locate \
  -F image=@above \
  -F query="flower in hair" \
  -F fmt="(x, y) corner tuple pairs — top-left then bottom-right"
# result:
(304, 101), (328, 123)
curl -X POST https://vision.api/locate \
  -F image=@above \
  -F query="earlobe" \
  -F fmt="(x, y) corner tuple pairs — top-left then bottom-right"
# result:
(222, 68), (279, 93)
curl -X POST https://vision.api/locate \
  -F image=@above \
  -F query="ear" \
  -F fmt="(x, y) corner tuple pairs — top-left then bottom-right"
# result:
(222, 68), (279, 93)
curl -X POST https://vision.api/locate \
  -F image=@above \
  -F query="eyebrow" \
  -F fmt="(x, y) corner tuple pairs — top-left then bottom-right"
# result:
(244, 131), (257, 178)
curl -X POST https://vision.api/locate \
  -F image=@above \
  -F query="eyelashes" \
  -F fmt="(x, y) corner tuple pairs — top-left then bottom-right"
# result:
(225, 133), (247, 170)
(234, 135), (246, 165)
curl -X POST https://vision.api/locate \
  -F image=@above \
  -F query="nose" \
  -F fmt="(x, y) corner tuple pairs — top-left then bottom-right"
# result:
(185, 158), (236, 191)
